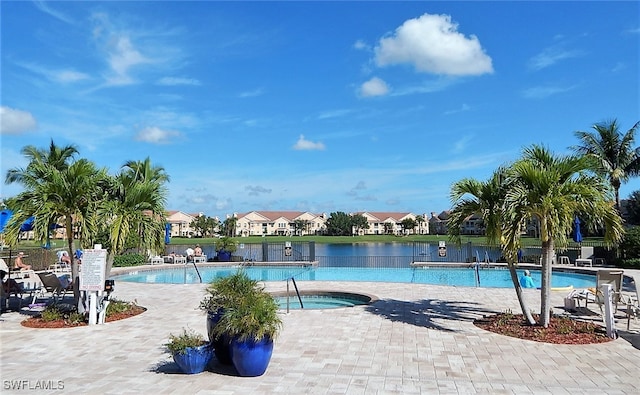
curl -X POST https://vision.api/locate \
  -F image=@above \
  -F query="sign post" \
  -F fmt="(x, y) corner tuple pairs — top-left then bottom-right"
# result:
(80, 246), (107, 325)
(438, 241), (447, 257)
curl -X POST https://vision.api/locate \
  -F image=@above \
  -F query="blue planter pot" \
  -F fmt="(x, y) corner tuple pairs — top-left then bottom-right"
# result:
(206, 310), (232, 365)
(217, 250), (232, 262)
(172, 343), (214, 374)
(230, 336), (274, 377)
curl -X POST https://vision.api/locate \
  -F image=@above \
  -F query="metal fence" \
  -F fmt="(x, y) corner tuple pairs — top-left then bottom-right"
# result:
(4, 240), (616, 271)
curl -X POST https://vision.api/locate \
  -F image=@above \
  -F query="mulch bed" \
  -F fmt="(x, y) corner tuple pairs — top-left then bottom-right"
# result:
(474, 313), (613, 344)
(21, 305), (146, 329)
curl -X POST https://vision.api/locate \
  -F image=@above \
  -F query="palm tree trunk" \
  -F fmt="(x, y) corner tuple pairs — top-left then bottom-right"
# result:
(65, 216), (80, 307)
(540, 239), (554, 327)
(507, 262), (536, 325)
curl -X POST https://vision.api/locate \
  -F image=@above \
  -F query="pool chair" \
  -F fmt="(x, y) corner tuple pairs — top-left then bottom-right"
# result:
(572, 269), (624, 314)
(37, 272), (72, 302)
(575, 246), (595, 267)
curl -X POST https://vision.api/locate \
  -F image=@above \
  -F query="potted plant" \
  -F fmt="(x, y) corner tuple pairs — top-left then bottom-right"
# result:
(208, 271), (283, 376)
(215, 236), (237, 262)
(200, 271), (259, 365)
(165, 328), (214, 374)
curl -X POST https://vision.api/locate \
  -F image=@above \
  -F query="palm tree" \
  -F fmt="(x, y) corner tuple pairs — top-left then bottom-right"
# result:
(121, 157), (170, 184)
(572, 119), (640, 210)
(5, 140), (78, 186)
(504, 145), (624, 327)
(448, 169), (536, 325)
(4, 142), (104, 303)
(98, 168), (168, 275)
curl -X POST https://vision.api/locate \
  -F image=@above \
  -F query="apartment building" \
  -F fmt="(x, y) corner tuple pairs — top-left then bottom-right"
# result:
(234, 211), (327, 237)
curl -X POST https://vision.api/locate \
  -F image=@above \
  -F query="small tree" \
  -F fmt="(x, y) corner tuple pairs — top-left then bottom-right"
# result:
(325, 212), (352, 236)
(350, 214), (369, 235)
(625, 190), (640, 225)
(400, 218), (417, 235)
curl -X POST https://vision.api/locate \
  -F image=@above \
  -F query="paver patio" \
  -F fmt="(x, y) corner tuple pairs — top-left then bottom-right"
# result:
(1, 269), (639, 394)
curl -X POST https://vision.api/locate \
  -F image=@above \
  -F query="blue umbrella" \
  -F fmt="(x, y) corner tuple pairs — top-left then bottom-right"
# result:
(572, 216), (583, 243)
(165, 223), (171, 244)
(19, 217), (35, 232)
(0, 209), (12, 233)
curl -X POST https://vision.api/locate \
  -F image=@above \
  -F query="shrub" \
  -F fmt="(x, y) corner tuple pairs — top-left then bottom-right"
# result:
(113, 253), (145, 267)
(41, 305), (63, 322)
(165, 328), (208, 355)
(106, 299), (136, 316)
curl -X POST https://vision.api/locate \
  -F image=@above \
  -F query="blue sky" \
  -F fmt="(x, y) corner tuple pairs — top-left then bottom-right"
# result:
(1, 1), (639, 220)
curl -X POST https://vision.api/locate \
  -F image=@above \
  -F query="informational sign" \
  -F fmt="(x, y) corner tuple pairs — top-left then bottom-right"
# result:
(80, 248), (107, 291)
(438, 241), (446, 257)
(284, 241), (292, 257)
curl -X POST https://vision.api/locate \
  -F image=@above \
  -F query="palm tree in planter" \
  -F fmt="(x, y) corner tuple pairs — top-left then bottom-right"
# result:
(165, 328), (214, 374)
(215, 236), (237, 261)
(209, 271), (282, 377)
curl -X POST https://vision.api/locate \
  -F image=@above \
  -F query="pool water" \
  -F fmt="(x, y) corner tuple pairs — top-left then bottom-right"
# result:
(275, 294), (369, 310)
(113, 266), (596, 289)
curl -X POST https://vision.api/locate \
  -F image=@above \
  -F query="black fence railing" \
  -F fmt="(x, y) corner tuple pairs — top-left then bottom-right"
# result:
(4, 240), (616, 271)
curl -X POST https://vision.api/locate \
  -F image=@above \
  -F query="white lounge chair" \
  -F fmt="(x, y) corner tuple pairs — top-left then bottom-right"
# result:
(575, 246), (594, 267)
(572, 269), (624, 313)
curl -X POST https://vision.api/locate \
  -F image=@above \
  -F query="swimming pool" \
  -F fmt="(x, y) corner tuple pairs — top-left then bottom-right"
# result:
(272, 291), (374, 310)
(112, 265), (596, 289)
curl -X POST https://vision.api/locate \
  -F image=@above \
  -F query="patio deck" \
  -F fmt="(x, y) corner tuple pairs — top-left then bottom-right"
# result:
(1, 269), (639, 394)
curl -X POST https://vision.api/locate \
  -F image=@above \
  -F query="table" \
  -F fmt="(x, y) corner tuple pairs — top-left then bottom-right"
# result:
(575, 258), (592, 267)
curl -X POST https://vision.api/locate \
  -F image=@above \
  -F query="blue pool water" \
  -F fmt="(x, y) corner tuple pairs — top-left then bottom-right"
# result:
(113, 266), (596, 289)
(275, 294), (369, 309)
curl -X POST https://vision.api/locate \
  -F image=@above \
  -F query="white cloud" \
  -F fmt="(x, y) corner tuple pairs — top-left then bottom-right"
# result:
(444, 103), (471, 115)
(317, 109), (353, 120)
(17, 63), (89, 84)
(521, 85), (576, 99)
(452, 135), (473, 154)
(374, 13), (493, 76)
(54, 70), (90, 83)
(293, 135), (326, 151)
(353, 39), (370, 51)
(106, 36), (151, 85)
(0, 106), (37, 135)
(134, 126), (181, 144)
(528, 47), (583, 71)
(360, 77), (389, 97)
(33, 0), (74, 24)
(157, 77), (201, 86)
(238, 88), (265, 98)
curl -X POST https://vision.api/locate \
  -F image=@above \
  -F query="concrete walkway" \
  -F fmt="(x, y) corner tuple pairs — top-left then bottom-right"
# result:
(1, 269), (639, 394)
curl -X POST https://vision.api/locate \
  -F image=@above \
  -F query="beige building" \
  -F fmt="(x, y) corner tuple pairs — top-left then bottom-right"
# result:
(429, 211), (450, 235)
(353, 212), (429, 235)
(166, 210), (203, 238)
(234, 211), (327, 237)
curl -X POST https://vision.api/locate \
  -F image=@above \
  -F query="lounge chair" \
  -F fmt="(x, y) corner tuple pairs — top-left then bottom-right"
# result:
(622, 276), (639, 330)
(575, 246), (594, 267)
(37, 272), (72, 302)
(572, 269), (624, 313)
(16, 270), (45, 306)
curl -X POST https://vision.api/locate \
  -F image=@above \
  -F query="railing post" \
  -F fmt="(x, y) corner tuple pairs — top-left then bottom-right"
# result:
(262, 241), (269, 263)
(309, 241), (315, 261)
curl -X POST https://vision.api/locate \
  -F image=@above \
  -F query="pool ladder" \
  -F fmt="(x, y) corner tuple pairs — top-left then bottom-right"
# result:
(285, 276), (304, 313)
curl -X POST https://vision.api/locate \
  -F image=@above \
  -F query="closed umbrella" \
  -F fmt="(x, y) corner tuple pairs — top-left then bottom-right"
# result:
(572, 216), (583, 243)
(165, 223), (171, 245)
